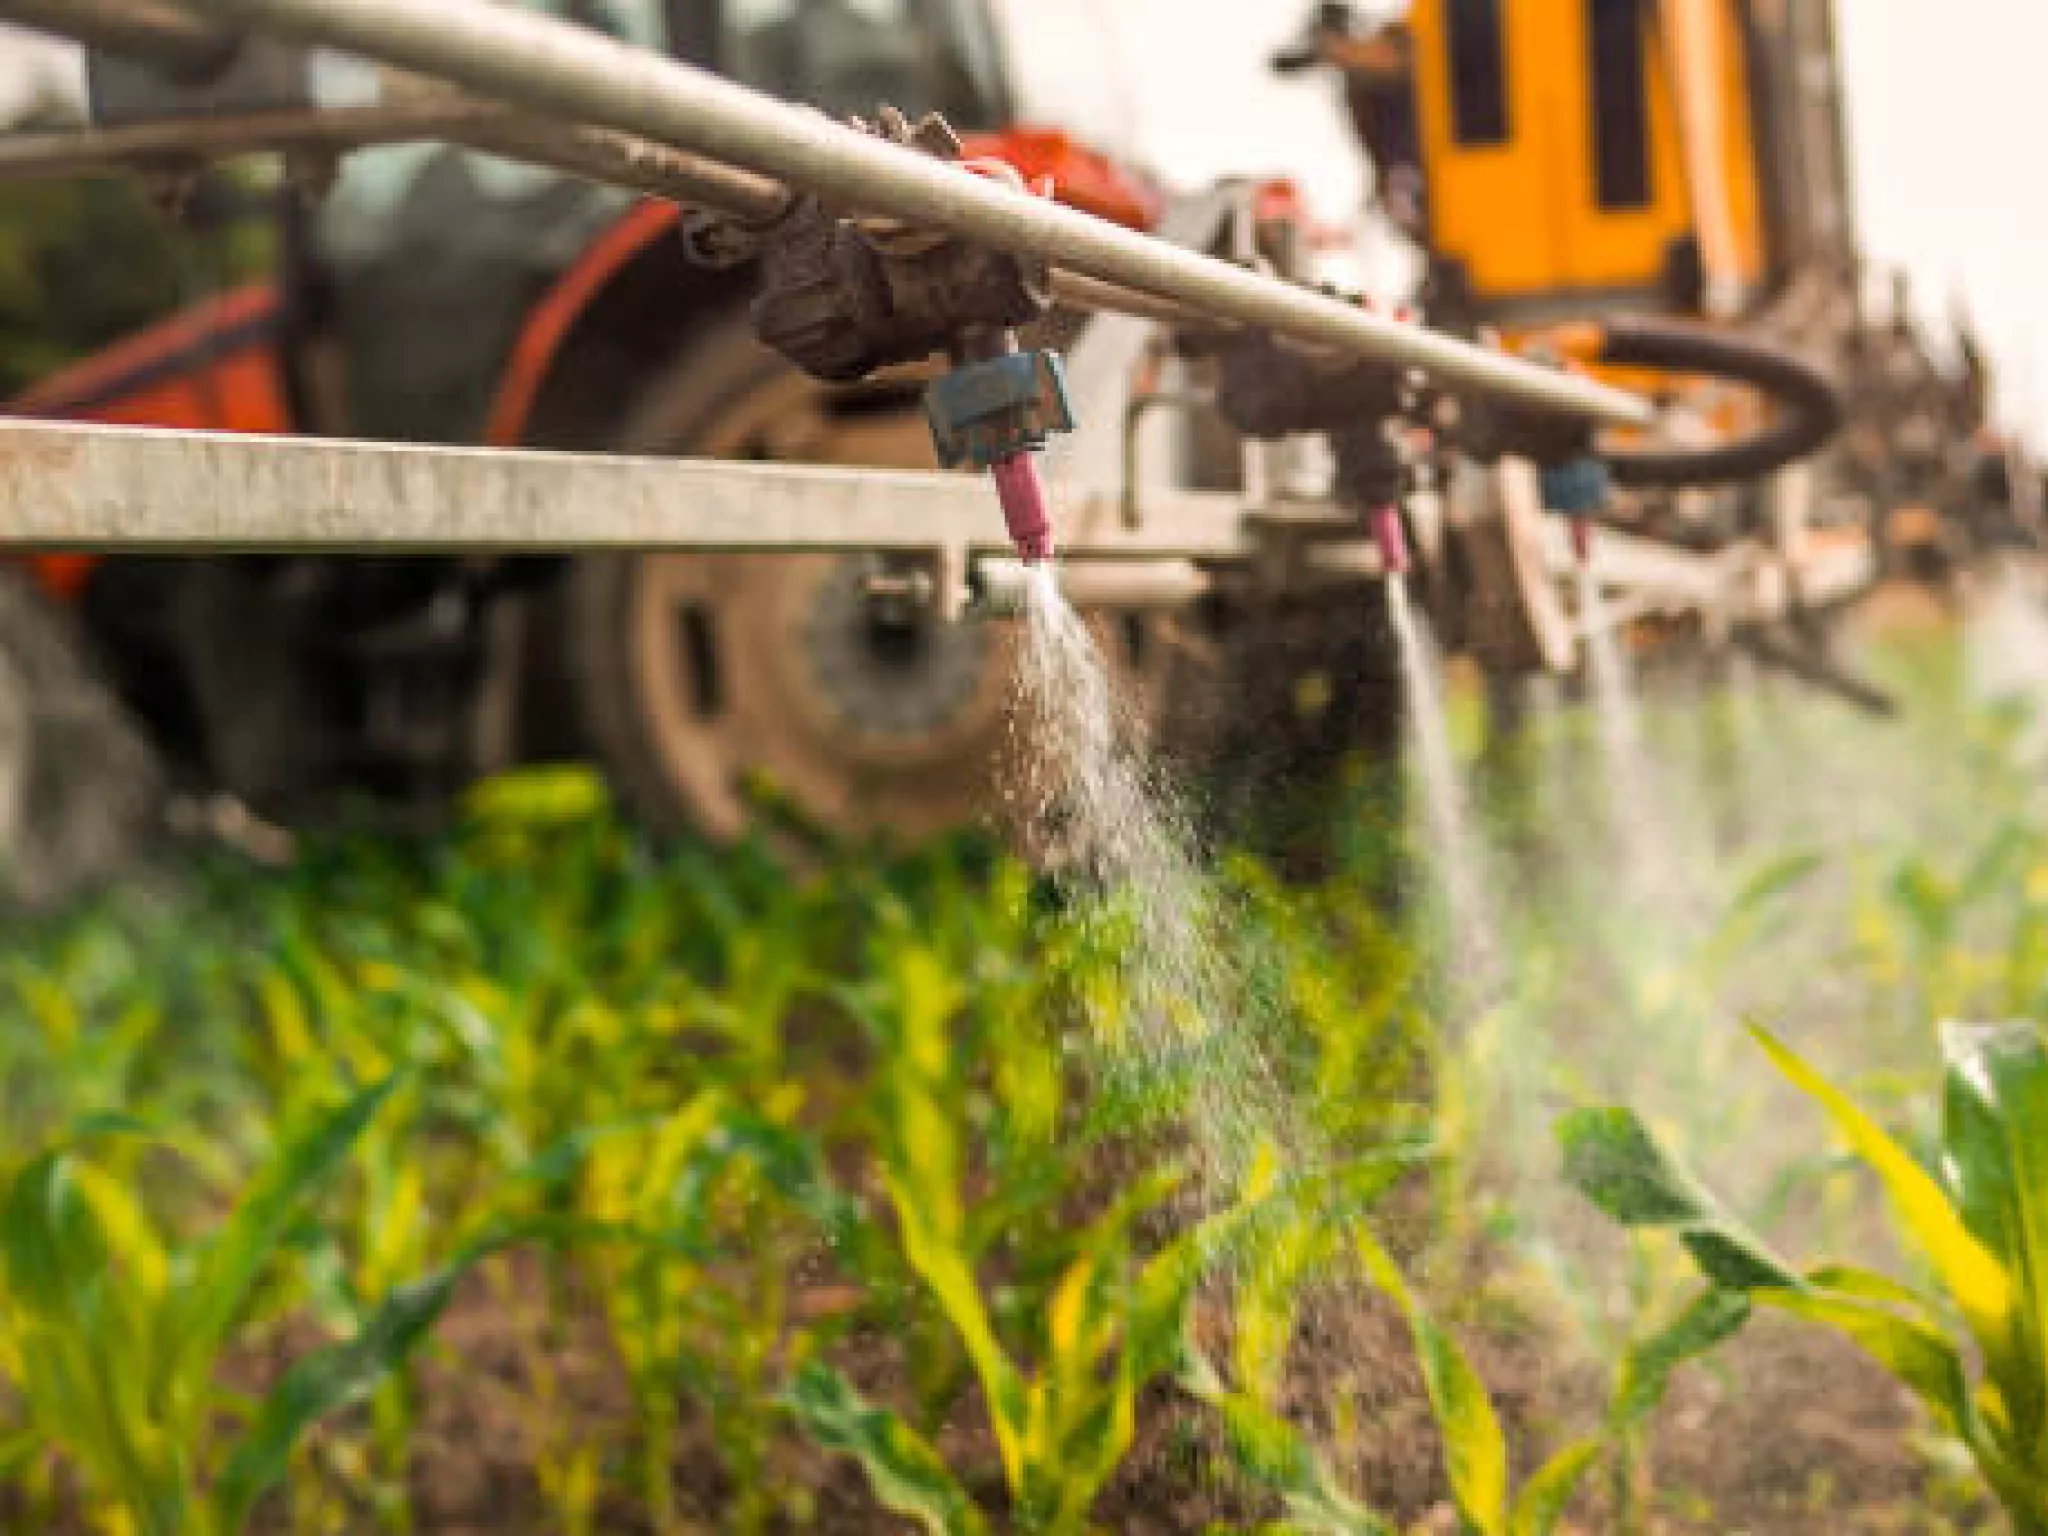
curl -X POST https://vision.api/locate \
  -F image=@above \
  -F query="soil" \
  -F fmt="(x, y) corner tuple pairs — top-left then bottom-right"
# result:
(0, 1239), (1973, 1535)
(296, 1254), (1970, 1534)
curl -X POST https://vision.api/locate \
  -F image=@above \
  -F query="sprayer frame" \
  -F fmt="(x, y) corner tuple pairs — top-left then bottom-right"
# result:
(0, 0), (1878, 672)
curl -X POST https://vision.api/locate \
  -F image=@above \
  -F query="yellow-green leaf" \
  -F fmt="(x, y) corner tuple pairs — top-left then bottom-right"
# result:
(1750, 1023), (2012, 1342)
(1356, 1227), (1507, 1536)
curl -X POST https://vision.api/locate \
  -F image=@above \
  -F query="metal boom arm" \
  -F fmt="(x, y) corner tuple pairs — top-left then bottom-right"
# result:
(0, 0), (1650, 431)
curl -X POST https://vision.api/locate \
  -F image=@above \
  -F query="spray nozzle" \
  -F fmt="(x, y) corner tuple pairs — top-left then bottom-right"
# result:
(990, 454), (1055, 563)
(1368, 504), (1411, 577)
(1569, 519), (1594, 566)
(926, 345), (1075, 564)
(1538, 455), (1611, 568)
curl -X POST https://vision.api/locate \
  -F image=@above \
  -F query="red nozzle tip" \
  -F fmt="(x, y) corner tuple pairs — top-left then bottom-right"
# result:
(1570, 519), (1594, 566)
(1369, 505), (1411, 577)
(991, 454), (1056, 564)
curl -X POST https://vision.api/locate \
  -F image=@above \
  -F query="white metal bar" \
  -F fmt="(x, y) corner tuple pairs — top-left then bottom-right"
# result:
(1538, 519), (1876, 625)
(176, 0), (1653, 430)
(0, 417), (1265, 557)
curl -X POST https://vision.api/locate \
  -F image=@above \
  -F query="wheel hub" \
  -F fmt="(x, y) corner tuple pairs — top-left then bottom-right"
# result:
(795, 556), (997, 751)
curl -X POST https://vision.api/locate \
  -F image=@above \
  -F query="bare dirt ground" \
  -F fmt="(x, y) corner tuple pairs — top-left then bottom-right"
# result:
(280, 1261), (1962, 1534)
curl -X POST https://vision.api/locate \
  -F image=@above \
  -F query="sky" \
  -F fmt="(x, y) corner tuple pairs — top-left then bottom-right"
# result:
(1, 1), (2044, 436)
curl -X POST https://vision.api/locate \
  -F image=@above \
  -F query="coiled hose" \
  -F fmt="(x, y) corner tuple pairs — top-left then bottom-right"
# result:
(1593, 317), (1844, 488)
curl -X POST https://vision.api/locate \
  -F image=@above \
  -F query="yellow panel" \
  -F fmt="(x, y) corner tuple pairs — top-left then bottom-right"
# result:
(1411, 0), (1767, 317)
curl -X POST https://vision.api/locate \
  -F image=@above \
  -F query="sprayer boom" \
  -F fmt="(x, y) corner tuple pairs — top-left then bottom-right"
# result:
(0, 0), (1647, 432)
(0, 0), (1875, 695)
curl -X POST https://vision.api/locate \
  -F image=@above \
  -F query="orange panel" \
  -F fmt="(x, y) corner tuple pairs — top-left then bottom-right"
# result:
(7, 284), (291, 601)
(13, 285), (287, 430)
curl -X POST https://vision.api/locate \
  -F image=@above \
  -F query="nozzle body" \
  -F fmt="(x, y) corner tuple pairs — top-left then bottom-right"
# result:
(926, 344), (1074, 563)
(1570, 518), (1594, 566)
(925, 348), (1074, 471)
(1369, 504), (1410, 576)
(991, 453), (1055, 564)
(1538, 454), (1611, 567)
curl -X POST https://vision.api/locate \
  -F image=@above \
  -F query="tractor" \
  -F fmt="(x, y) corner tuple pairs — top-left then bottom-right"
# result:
(0, 0), (1961, 900)
(3, 0), (1236, 868)
(1278, 0), (2021, 647)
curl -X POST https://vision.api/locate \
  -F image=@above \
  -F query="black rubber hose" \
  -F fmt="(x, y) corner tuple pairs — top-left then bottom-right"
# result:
(1597, 317), (1844, 488)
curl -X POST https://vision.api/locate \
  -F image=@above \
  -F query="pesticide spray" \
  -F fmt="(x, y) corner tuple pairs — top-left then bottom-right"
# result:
(1386, 574), (1502, 1016)
(1010, 563), (1293, 1184)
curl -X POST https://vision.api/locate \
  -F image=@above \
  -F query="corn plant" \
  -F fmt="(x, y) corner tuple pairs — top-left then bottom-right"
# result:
(549, 1090), (871, 1535)
(794, 1137), (1416, 1535)
(825, 926), (1157, 1531)
(1183, 1215), (1598, 1536)
(0, 1075), (488, 1535)
(1564, 1021), (2048, 1531)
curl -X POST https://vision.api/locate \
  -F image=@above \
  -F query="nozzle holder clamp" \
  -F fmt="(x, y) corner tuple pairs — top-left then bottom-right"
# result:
(925, 349), (1074, 471)
(684, 108), (1054, 384)
(1539, 456), (1611, 519)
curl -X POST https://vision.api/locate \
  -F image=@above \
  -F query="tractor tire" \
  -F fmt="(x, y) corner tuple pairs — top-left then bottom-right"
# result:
(0, 572), (162, 909)
(553, 314), (1164, 843)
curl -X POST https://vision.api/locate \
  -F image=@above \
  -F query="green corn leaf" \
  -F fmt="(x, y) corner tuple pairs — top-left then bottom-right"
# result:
(1182, 1346), (1393, 1536)
(886, 1171), (1026, 1485)
(1355, 1226), (1507, 1536)
(1705, 853), (1825, 968)
(1757, 1287), (2003, 1473)
(1749, 1024), (2013, 1354)
(785, 1361), (989, 1536)
(1558, 1108), (1800, 1291)
(1507, 1438), (1601, 1536)
(212, 1261), (470, 1533)
(1608, 1288), (1752, 1434)
(1732, 852), (1826, 917)
(0, 1152), (110, 1316)
(1, 1155), (186, 1534)
(697, 1110), (869, 1257)
(1892, 858), (1956, 945)
(181, 1075), (405, 1374)
(1806, 1263), (1945, 1318)
(511, 1116), (664, 1196)
(1940, 1021), (2048, 1458)
(1558, 1109), (1720, 1225)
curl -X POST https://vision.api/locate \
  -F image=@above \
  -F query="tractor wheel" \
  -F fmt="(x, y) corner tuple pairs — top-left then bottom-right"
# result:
(0, 572), (161, 908)
(557, 315), (1163, 842)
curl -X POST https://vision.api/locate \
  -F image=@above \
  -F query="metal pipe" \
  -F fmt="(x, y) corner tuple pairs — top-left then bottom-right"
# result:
(968, 556), (1213, 618)
(0, 418), (1259, 557)
(0, 0), (234, 77)
(1049, 270), (1216, 331)
(0, 98), (510, 178)
(178, 0), (1654, 430)
(449, 112), (788, 219)
(0, 0), (798, 214)
(0, 0), (1225, 326)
